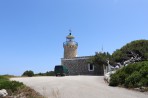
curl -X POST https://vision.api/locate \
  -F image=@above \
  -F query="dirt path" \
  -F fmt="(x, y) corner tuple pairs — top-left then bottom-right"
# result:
(11, 76), (148, 98)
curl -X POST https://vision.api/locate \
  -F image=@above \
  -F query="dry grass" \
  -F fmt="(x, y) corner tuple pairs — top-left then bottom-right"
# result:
(3, 86), (63, 98)
(0, 79), (62, 98)
(4, 86), (44, 98)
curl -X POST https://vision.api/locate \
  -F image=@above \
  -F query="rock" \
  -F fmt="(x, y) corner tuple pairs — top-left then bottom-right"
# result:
(104, 71), (116, 83)
(104, 72), (110, 83)
(0, 89), (8, 97)
(134, 87), (147, 92)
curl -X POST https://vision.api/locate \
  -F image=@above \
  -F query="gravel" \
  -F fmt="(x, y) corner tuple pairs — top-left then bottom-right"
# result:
(11, 76), (148, 98)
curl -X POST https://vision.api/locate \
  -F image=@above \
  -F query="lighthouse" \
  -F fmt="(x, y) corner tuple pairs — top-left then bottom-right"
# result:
(61, 32), (103, 75)
(63, 33), (78, 59)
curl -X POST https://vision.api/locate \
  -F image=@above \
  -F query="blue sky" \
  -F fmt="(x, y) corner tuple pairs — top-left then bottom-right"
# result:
(0, 0), (147, 75)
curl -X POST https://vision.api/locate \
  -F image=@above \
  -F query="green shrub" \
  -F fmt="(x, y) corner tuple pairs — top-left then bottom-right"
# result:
(109, 69), (129, 86)
(125, 71), (142, 88)
(0, 76), (24, 92)
(109, 74), (118, 86)
(139, 63), (148, 77)
(0, 75), (43, 97)
(0, 81), (23, 92)
(0, 76), (9, 80)
(22, 70), (34, 77)
(117, 71), (128, 85)
(139, 78), (148, 87)
(109, 61), (148, 88)
(35, 71), (55, 76)
(124, 63), (142, 74)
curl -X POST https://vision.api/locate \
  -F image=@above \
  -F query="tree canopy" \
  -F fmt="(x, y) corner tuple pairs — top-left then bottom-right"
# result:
(22, 70), (34, 77)
(89, 52), (112, 66)
(112, 40), (148, 62)
(88, 52), (112, 75)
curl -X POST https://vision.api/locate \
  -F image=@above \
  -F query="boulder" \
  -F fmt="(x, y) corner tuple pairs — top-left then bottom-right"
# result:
(104, 71), (116, 83)
(0, 89), (8, 97)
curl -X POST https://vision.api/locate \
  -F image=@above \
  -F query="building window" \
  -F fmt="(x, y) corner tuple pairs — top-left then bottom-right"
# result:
(88, 64), (94, 71)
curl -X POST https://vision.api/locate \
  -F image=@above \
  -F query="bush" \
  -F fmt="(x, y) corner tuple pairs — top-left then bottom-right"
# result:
(109, 74), (118, 86)
(139, 63), (148, 77)
(125, 71), (142, 88)
(35, 71), (55, 76)
(0, 76), (9, 81)
(109, 69), (129, 86)
(0, 80), (23, 92)
(0, 76), (24, 92)
(0, 75), (44, 97)
(22, 70), (34, 77)
(109, 61), (148, 88)
(45, 71), (55, 76)
(139, 78), (148, 87)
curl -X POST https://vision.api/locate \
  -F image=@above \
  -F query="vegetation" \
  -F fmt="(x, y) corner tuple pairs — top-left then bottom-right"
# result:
(22, 70), (55, 77)
(0, 76), (23, 92)
(112, 40), (148, 62)
(35, 71), (55, 76)
(109, 61), (148, 89)
(88, 52), (113, 75)
(22, 70), (34, 77)
(109, 40), (148, 90)
(89, 52), (112, 65)
(0, 75), (43, 97)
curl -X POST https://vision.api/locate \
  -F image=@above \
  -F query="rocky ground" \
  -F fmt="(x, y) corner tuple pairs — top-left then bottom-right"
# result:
(1, 86), (43, 98)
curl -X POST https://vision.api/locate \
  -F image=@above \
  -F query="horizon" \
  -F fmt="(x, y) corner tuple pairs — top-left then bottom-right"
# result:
(0, 0), (148, 76)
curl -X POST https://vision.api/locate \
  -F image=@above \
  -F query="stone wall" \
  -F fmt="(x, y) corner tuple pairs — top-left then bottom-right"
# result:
(61, 56), (104, 75)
